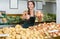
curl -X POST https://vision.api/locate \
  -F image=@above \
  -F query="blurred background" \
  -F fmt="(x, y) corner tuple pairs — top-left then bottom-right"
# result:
(0, 0), (57, 25)
(0, 0), (56, 14)
(1, 0), (60, 39)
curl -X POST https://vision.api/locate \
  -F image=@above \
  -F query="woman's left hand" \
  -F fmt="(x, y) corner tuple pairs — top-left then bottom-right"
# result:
(38, 13), (43, 19)
(36, 11), (44, 21)
(37, 11), (43, 17)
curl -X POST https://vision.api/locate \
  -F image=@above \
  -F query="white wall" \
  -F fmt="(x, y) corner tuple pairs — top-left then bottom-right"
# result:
(52, 3), (56, 14)
(0, 0), (56, 14)
(43, 2), (56, 14)
(56, 0), (60, 24)
(0, 0), (27, 14)
(0, 0), (37, 14)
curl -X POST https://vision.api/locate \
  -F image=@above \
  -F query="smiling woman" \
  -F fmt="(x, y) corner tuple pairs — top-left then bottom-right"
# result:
(22, 1), (43, 28)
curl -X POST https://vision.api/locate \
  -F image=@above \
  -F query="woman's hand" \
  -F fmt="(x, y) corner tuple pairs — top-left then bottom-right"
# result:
(36, 11), (44, 21)
(22, 11), (30, 20)
(26, 14), (30, 20)
(36, 11), (43, 17)
(37, 13), (43, 19)
(22, 11), (27, 20)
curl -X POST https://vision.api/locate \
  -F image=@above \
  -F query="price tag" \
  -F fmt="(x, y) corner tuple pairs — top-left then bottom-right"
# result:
(48, 30), (59, 33)
(0, 34), (9, 37)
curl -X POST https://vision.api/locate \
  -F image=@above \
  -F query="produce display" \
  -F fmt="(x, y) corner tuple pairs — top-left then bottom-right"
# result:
(7, 16), (22, 24)
(0, 22), (60, 39)
(0, 13), (56, 25)
(43, 13), (56, 21)
(29, 22), (60, 37)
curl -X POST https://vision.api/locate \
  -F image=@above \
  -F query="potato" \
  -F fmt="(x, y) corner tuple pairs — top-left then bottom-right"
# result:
(2, 27), (10, 34)
(11, 31), (16, 36)
(53, 34), (57, 37)
(16, 34), (21, 39)
(2, 18), (7, 23)
(32, 37), (37, 39)
(15, 24), (23, 34)
(0, 29), (3, 34)
(6, 37), (12, 39)
(58, 32), (60, 36)
(15, 24), (22, 29)
(1, 22), (60, 39)
(9, 27), (15, 32)
(21, 35), (27, 39)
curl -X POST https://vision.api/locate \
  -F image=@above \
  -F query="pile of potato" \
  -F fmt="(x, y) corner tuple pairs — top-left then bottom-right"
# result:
(0, 22), (60, 39)
(0, 25), (45, 39)
(29, 22), (60, 37)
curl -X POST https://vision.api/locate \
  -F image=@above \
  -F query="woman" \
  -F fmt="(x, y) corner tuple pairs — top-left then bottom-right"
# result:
(22, 1), (43, 28)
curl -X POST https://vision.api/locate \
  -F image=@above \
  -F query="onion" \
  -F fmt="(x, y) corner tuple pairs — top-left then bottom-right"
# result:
(53, 32), (57, 37)
(58, 32), (60, 36)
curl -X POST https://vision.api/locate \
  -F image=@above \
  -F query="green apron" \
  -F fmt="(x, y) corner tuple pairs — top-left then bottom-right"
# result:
(22, 11), (35, 28)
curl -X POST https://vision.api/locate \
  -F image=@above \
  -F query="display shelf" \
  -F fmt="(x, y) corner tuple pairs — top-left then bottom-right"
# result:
(0, 20), (56, 25)
(0, 17), (3, 18)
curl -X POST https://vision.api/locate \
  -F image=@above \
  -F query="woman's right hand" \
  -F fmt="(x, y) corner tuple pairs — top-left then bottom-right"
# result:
(26, 14), (30, 20)
(22, 11), (30, 20)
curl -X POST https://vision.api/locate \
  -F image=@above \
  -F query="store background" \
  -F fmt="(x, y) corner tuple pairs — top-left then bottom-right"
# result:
(0, 0), (56, 14)
(2, 0), (60, 26)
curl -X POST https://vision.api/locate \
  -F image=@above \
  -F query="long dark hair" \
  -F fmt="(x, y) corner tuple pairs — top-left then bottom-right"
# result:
(27, 1), (35, 15)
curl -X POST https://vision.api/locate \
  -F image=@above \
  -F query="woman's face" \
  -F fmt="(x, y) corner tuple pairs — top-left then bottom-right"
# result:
(28, 2), (34, 10)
